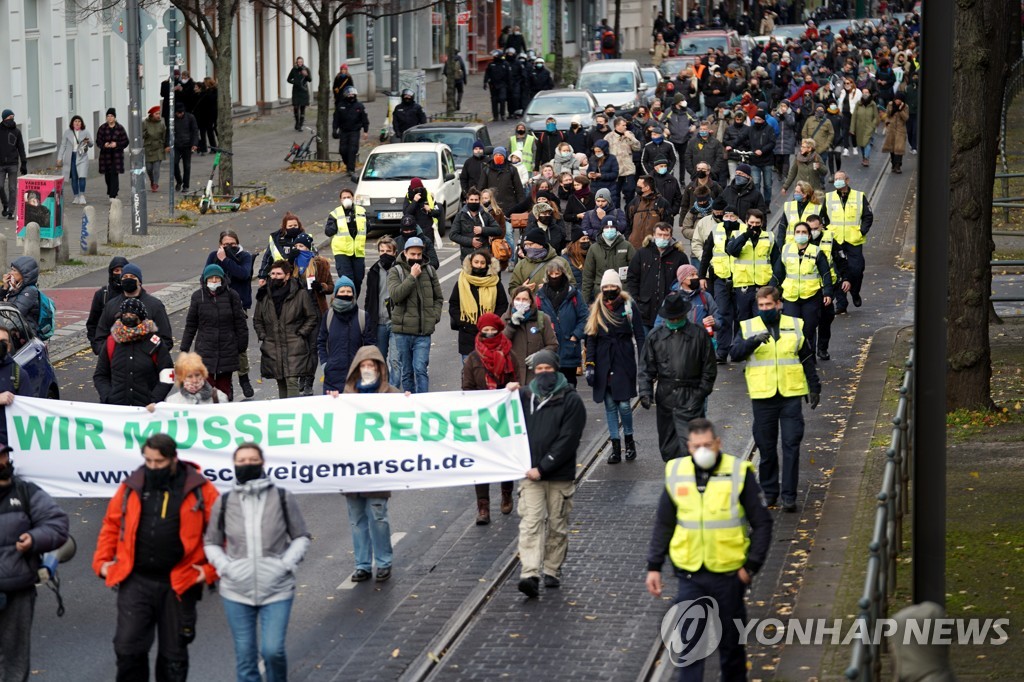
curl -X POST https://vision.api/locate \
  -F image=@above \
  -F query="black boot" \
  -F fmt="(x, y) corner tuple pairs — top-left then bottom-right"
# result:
(299, 115), (305, 129)
(293, 110), (301, 131)
(624, 434), (637, 461)
(239, 374), (255, 400)
(607, 438), (622, 464)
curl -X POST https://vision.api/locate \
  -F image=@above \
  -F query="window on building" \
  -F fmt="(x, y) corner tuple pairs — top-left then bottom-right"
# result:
(565, 0), (578, 42)
(24, 0), (39, 30)
(345, 15), (363, 59)
(431, 11), (444, 64)
(25, 39), (42, 140)
(64, 0), (77, 29)
(103, 35), (113, 111)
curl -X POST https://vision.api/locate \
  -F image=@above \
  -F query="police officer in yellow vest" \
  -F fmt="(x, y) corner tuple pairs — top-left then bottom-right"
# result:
(773, 221), (833, 359)
(696, 199), (742, 364)
(807, 215), (845, 361)
(775, 180), (823, 245)
(324, 187), (368, 296)
(509, 123), (538, 172)
(646, 418), (773, 682)
(730, 286), (820, 512)
(725, 208), (781, 323)
(822, 171), (873, 313)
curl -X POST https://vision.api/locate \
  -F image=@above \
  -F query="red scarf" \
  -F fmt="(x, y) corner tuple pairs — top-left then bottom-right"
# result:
(475, 333), (516, 389)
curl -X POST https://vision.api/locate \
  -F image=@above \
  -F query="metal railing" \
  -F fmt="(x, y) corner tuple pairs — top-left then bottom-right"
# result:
(996, 56), (1024, 220)
(845, 347), (915, 680)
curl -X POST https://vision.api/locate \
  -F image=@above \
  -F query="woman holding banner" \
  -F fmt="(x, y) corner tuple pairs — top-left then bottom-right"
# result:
(94, 298), (175, 408)
(462, 312), (525, 525)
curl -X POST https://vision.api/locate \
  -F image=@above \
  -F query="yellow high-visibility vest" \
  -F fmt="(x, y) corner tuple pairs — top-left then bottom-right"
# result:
(739, 314), (809, 399)
(329, 204), (368, 257)
(816, 229), (837, 287)
(665, 454), (751, 573)
(782, 200), (821, 244)
(508, 134), (537, 170)
(710, 222), (740, 279)
(730, 231), (775, 288)
(781, 242), (822, 301)
(825, 189), (865, 245)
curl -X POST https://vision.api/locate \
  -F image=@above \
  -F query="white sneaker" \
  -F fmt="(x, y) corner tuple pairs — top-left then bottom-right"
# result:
(842, 148), (849, 156)
(80, 196), (88, 205)
(852, 147), (859, 156)
(910, 149), (917, 155)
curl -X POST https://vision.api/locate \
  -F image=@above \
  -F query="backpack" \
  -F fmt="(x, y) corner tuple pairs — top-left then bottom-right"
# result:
(601, 31), (617, 50)
(218, 487), (292, 536)
(324, 307), (367, 336)
(490, 237), (512, 266)
(35, 289), (57, 340)
(453, 60), (465, 82)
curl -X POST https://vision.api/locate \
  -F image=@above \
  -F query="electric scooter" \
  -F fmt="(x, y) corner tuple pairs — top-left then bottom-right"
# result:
(199, 147), (242, 215)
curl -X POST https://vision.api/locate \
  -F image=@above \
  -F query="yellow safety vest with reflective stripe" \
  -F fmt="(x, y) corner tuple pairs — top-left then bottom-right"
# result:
(267, 234), (286, 262)
(825, 189), (865, 246)
(329, 204), (368, 257)
(739, 314), (809, 399)
(782, 201), (820, 244)
(730, 231), (775, 288)
(710, 222), (739, 279)
(508, 134), (537, 170)
(781, 242), (822, 301)
(665, 454), (751, 573)
(816, 229), (837, 286)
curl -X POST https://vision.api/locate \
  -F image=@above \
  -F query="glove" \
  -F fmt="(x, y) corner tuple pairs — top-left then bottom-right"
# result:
(483, 83), (488, 90)
(752, 330), (771, 345)
(584, 367), (595, 386)
(20, 165), (27, 175)
(524, 352), (537, 369)
(640, 396), (652, 410)
(808, 392), (820, 410)
(510, 311), (525, 326)
(332, 129), (340, 140)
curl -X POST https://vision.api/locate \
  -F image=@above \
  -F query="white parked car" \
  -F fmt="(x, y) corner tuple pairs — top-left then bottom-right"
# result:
(353, 142), (461, 236)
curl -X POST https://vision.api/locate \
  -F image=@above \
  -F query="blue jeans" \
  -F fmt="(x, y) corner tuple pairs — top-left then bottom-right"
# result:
(69, 153), (86, 195)
(346, 496), (393, 570)
(604, 395), (633, 439)
(504, 221), (518, 265)
(334, 254), (366, 297)
(860, 140), (873, 160)
(221, 597), (293, 682)
(393, 333), (431, 393)
(376, 322), (402, 388)
(750, 164), (772, 204)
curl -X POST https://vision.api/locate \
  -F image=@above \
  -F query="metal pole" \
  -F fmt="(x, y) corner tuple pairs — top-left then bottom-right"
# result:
(168, 18), (177, 216)
(125, 0), (148, 235)
(913, 0), (952, 606)
(390, 0), (399, 94)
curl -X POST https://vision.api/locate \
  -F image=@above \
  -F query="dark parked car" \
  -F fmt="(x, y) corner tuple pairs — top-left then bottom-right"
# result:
(401, 123), (492, 172)
(0, 304), (60, 399)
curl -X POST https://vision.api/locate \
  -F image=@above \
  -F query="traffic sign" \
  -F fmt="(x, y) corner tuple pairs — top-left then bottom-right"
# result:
(163, 7), (183, 31)
(163, 47), (184, 66)
(457, 11), (471, 25)
(112, 8), (157, 44)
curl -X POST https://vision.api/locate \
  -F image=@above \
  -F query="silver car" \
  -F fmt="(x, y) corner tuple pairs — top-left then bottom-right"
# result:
(522, 89), (600, 133)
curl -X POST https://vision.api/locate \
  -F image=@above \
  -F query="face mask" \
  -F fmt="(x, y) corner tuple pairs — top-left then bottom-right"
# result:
(651, 136), (663, 145)
(224, 245), (240, 257)
(0, 461), (12, 481)
(0, 340), (7, 358)
(754, 121), (765, 128)
(144, 466), (173, 489)
(285, 227), (301, 238)
(559, 151), (572, 160)
(666, 317), (687, 330)
(473, 150), (484, 158)
(811, 228), (822, 239)
(234, 464), (263, 484)
(734, 176), (749, 186)
(342, 198), (353, 209)
(834, 179), (847, 189)
(406, 257), (422, 266)
(603, 228), (619, 242)
(471, 266), (489, 277)
(546, 122), (556, 132)
(655, 237), (670, 249)
(656, 166), (668, 175)
(759, 308), (781, 325)
(378, 253), (396, 269)
(525, 246), (547, 260)
(516, 129), (526, 137)
(692, 445), (718, 470)
(121, 315), (140, 328)
(533, 371), (559, 395)
(580, 242), (591, 251)
(121, 278), (139, 294)
(724, 219), (738, 230)
(815, 111), (825, 119)
(538, 215), (552, 226)
(466, 202), (480, 212)
(594, 151), (604, 158)
(337, 294), (354, 302)
(270, 278), (287, 289)
(513, 301), (531, 314)
(109, 273), (124, 291)
(493, 154), (505, 165)
(794, 233), (810, 245)
(602, 289), (619, 302)
(207, 281), (221, 292)
(698, 131), (709, 139)
(734, 119), (745, 127)
(359, 367), (380, 385)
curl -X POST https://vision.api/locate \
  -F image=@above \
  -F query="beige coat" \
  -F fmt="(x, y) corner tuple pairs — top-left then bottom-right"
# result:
(882, 102), (910, 155)
(650, 42), (670, 67)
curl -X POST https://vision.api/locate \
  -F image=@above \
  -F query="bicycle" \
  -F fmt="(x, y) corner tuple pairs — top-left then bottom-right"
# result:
(199, 148), (242, 215)
(285, 127), (320, 163)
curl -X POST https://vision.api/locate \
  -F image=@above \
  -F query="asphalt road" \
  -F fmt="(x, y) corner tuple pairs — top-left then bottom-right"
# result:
(29, 116), (899, 679)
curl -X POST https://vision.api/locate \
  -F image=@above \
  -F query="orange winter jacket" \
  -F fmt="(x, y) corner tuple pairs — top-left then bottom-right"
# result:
(93, 461), (220, 596)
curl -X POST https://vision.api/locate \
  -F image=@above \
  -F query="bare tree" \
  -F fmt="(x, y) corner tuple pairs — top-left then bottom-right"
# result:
(553, 0), (563, 86)
(444, 0), (457, 116)
(946, 0), (1018, 410)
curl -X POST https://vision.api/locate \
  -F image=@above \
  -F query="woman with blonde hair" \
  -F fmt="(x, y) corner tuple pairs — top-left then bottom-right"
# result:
(777, 178), (825, 244)
(448, 249), (508, 359)
(166, 352), (229, 404)
(583, 270), (646, 464)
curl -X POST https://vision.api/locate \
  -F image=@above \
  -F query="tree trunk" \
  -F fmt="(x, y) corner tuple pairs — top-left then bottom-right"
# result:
(946, 0), (1014, 411)
(553, 0), (564, 87)
(614, 0), (622, 57)
(445, 0), (457, 116)
(214, 2), (234, 193)
(316, 32), (333, 160)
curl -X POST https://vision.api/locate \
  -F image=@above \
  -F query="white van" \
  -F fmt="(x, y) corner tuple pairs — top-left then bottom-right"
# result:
(353, 142), (462, 235)
(577, 59), (647, 114)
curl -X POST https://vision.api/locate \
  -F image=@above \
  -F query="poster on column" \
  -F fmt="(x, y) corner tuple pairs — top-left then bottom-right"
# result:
(6, 391), (532, 497)
(16, 175), (64, 246)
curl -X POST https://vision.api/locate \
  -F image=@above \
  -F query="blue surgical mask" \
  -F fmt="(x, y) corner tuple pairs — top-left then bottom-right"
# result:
(698, 131), (710, 139)
(603, 227), (619, 242)
(794, 233), (810, 245)
(656, 166), (668, 175)
(546, 122), (556, 132)
(759, 308), (781, 325)
(651, 136), (663, 145)
(735, 176), (749, 186)
(834, 179), (846, 189)
(793, 193), (804, 202)
(655, 237), (671, 249)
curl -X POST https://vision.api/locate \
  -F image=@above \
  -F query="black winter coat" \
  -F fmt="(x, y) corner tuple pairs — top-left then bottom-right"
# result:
(93, 291), (174, 355)
(625, 238), (690, 325)
(722, 122), (751, 159)
(637, 322), (717, 411)
(0, 478), (69, 592)
(180, 287), (248, 376)
(94, 328), (174, 406)
(720, 181), (768, 221)
(392, 101), (427, 137)
(585, 296), (646, 403)
(746, 123), (776, 166)
(518, 384), (587, 481)
(478, 161), (525, 215)
(449, 207), (503, 259)
(252, 280), (319, 379)
(333, 99), (369, 134)
(460, 155), (488, 194)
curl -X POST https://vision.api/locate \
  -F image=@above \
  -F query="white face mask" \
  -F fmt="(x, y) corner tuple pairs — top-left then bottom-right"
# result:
(342, 198), (353, 209)
(811, 228), (822, 239)
(207, 282), (221, 292)
(513, 301), (531, 314)
(692, 446), (718, 470)
(360, 367), (379, 384)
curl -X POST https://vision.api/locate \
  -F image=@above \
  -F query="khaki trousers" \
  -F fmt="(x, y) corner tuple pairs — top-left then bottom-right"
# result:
(517, 479), (574, 580)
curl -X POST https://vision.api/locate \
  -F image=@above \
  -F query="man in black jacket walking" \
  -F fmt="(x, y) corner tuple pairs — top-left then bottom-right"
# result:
(638, 293), (717, 461)
(0, 110), (28, 220)
(392, 89), (427, 139)
(168, 101), (199, 191)
(483, 51), (510, 122)
(92, 263), (174, 355)
(333, 87), (370, 182)
(514, 350), (586, 598)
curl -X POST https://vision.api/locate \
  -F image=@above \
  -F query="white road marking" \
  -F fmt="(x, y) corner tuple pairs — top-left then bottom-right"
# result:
(336, 532), (407, 589)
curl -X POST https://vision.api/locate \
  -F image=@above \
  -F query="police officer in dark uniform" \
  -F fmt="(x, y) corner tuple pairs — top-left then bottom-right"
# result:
(505, 49), (525, 119)
(333, 86), (370, 182)
(483, 50), (510, 122)
(527, 58), (554, 111)
(392, 89), (427, 140)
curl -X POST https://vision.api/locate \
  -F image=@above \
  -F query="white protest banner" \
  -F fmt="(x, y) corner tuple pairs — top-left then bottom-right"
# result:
(6, 391), (531, 497)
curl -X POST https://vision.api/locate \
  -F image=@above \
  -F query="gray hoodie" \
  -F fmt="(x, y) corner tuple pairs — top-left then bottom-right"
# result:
(1, 256), (41, 335)
(204, 478), (311, 606)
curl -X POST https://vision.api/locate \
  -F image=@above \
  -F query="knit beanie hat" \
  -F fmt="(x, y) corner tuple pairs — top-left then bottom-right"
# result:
(476, 312), (505, 332)
(202, 264), (225, 283)
(121, 263), (143, 283)
(524, 228), (549, 247)
(595, 188), (612, 203)
(120, 297), (148, 320)
(334, 275), (356, 294)
(600, 269), (622, 289)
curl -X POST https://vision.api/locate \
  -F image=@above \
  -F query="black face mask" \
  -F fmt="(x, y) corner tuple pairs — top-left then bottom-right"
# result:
(471, 266), (489, 277)
(336, 294), (354, 302)
(407, 258), (422, 266)
(696, 169), (708, 179)
(285, 227), (301, 238)
(109, 273), (123, 292)
(547, 275), (566, 289)
(224, 245), (240, 258)
(533, 372), (559, 395)
(121, 278), (139, 294)
(378, 253), (396, 269)
(144, 466), (173, 489)
(724, 219), (739, 230)
(270, 279), (287, 289)
(602, 289), (619, 302)
(466, 202), (480, 212)
(688, 278), (700, 290)
(0, 460), (12, 481)
(538, 215), (552, 225)
(234, 464), (264, 484)
(516, 129), (526, 136)
(0, 341), (8, 358)
(580, 242), (591, 251)
(401, 229), (417, 239)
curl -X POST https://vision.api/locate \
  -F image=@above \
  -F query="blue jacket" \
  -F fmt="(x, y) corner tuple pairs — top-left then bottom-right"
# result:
(587, 139), (620, 197)
(317, 307), (376, 392)
(206, 249), (254, 309)
(0, 477), (70, 592)
(536, 284), (589, 369)
(580, 207), (627, 241)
